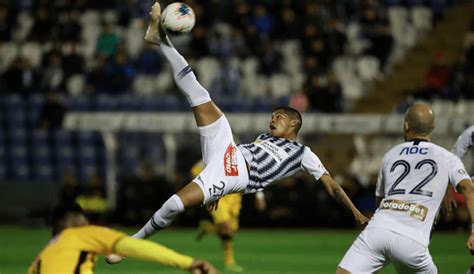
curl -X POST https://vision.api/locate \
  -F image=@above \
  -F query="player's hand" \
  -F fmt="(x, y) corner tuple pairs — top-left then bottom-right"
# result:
(189, 259), (219, 274)
(466, 234), (474, 255)
(354, 211), (369, 225)
(149, 1), (161, 22)
(442, 190), (457, 214)
(105, 253), (125, 264)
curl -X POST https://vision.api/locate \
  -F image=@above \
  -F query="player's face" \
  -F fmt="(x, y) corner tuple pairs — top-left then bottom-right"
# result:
(269, 110), (293, 138)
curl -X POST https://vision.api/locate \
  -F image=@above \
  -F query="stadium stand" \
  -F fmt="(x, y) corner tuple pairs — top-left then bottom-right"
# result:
(0, 0), (472, 229)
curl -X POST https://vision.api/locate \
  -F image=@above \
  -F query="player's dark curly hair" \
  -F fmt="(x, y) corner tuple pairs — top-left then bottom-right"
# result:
(50, 202), (85, 236)
(273, 106), (303, 134)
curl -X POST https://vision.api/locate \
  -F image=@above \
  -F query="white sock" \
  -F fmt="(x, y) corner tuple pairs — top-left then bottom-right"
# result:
(160, 38), (211, 107)
(132, 194), (185, 239)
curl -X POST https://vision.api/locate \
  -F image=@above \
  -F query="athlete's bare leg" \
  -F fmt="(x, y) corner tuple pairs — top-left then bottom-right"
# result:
(106, 4), (217, 265)
(176, 181), (205, 207)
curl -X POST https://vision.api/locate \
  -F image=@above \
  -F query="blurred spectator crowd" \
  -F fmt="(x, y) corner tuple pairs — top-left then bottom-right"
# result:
(0, 0), (449, 113)
(0, 0), (468, 228)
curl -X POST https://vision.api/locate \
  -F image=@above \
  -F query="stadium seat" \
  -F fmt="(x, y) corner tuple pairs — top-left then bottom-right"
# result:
(79, 10), (100, 27)
(20, 42), (42, 68)
(411, 6), (432, 32)
(9, 143), (29, 181)
(388, 6), (417, 47)
(94, 94), (117, 111)
(103, 10), (119, 24)
(341, 77), (364, 101)
(125, 25), (145, 58)
(243, 75), (268, 99)
(269, 74), (292, 100)
(280, 40), (301, 58)
(31, 130), (53, 181)
(54, 130), (76, 179)
(250, 96), (272, 112)
(64, 95), (90, 111)
(388, 6), (409, 32)
(0, 42), (18, 71)
(154, 66), (173, 95)
(155, 94), (181, 111)
(215, 97), (245, 112)
(5, 95), (26, 128)
(26, 94), (44, 128)
(195, 57), (219, 89)
(118, 145), (141, 173)
(116, 94), (141, 111)
(138, 96), (160, 111)
(333, 56), (357, 84)
(132, 74), (155, 96)
(290, 73), (305, 91)
(283, 57), (302, 75)
(81, 26), (101, 58)
(240, 57), (259, 77)
(66, 74), (86, 96)
(356, 56), (381, 81)
(346, 22), (370, 55)
(16, 11), (34, 41)
(77, 131), (101, 182)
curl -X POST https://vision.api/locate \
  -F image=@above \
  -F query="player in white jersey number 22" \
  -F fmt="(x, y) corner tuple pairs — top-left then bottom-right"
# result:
(105, 2), (369, 265)
(337, 103), (474, 274)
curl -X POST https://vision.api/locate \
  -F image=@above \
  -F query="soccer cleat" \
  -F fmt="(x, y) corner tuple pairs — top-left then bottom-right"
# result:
(195, 220), (211, 241)
(224, 263), (244, 273)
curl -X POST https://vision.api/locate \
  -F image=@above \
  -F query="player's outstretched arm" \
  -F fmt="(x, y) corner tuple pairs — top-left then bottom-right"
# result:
(319, 174), (369, 225)
(114, 237), (219, 273)
(456, 179), (474, 254)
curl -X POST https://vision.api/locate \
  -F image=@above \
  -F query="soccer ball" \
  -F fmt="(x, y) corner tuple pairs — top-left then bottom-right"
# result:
(160, 2), (195, 34)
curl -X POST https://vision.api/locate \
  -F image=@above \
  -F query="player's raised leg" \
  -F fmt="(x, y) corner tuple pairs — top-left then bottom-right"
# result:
(145, 1), (222, 127)
(106, 4), (210, 264)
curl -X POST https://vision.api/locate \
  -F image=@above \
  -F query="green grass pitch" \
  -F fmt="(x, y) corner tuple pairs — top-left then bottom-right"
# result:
(0, 226), (471, 273)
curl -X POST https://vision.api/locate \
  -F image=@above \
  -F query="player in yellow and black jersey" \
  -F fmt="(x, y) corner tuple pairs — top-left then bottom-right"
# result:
(28, 202), (217, 274)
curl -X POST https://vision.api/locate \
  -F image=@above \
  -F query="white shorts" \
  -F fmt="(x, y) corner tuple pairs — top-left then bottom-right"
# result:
(192, 115), (249, 204)
(338, 228), (437, 274)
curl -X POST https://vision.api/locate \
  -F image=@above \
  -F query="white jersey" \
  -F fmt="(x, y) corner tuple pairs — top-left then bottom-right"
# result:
(237, 134), (328, 193)
(367, 139), (471, 246)
(452, 125), (474, 159)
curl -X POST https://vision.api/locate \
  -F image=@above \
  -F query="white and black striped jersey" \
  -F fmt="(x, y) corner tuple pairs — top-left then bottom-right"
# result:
(237, 133), (328, 193)
(452, 125), (474, 159)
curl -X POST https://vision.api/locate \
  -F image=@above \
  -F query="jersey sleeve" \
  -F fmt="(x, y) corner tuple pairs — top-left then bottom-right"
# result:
(447, 153), (472, 189)
(451, 125), (474, 159)
(71, 225), (126, 254)
(375, 154), (387, 197)
(301, 147), (328, 181)
(114, 237), (194, 270)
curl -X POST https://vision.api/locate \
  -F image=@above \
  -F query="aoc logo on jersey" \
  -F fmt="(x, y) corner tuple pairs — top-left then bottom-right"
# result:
(399, 147), (429, 155)
(224, 144), (239, 176)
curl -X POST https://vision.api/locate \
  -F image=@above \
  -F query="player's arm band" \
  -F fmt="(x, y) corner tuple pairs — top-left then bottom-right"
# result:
(255, 191), (265, 199)
(114, 237), (194, 270)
